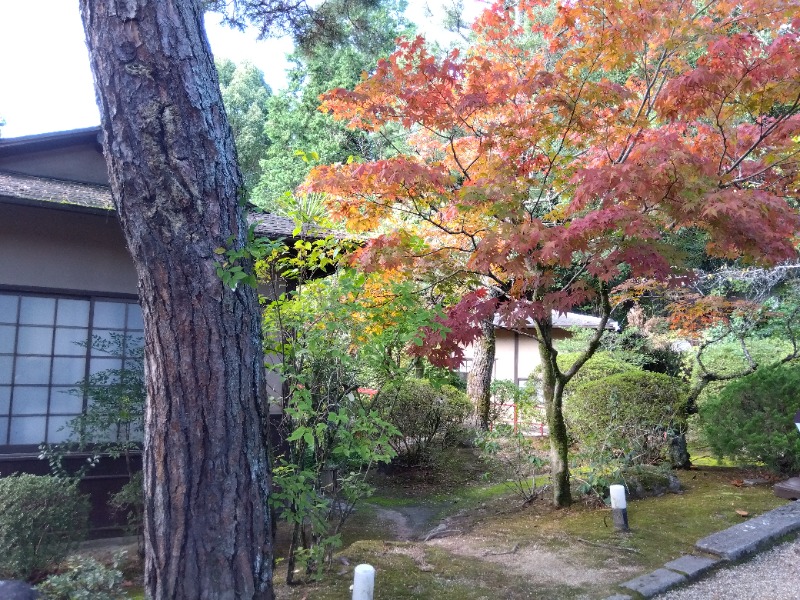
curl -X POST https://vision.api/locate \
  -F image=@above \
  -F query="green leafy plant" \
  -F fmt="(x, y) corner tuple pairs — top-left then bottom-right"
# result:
(260, 238), (436, 583)
(0, 474), (89, 580)
(40, 333), (145, 479)
(36, 552), (127, 600)
(475, 425), (548, 503)
(109, 472), (144, 559)
(556, 351), (642, 394)
(700, 363), (800, 474)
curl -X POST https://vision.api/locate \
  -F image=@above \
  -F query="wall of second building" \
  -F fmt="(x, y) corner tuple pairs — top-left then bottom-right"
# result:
(462, 327), (573, 387)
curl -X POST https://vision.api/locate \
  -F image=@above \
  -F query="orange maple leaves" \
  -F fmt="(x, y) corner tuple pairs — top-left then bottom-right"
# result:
(305, 0), (800, 349)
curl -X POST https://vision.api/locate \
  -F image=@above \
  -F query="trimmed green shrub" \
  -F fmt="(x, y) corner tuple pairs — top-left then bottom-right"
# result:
(566, 371), (688, 465)
(0, 474), (89, 580)
(376, 378), (472, 464)
(700, 363), (800, 474)
(557, 351), (642, 392)
(36, 553), (126, 600)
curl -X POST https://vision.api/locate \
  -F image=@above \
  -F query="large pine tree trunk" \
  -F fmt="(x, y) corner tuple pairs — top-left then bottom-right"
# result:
(467, 319), (496, 430)
(80, 2), (273, 598)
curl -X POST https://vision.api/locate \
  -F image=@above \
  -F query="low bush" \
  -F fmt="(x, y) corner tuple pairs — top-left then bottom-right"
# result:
(572, 458), (680, 504)
(566, 371), (688, 466)
(376, 378), (472, 464)
(36, 553), (126, 600)
(700, 363), (800, 474)
(0, 474), (89, 580)
(475, 425), (548, 503)
(109, 472), (144, 560)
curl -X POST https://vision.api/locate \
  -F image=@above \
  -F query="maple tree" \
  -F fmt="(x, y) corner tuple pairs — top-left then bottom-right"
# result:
(307, 0), (800, 507)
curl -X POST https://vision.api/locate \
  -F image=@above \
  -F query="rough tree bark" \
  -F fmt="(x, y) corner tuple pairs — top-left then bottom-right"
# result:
(467, 319), (496, 430)
(79, 2), (273, 598)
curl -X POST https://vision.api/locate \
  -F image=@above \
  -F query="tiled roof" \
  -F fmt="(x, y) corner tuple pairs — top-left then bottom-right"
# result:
(0, 171), (113, 211)
(496, 312), (619, 331)
(0, 170), (305, 238)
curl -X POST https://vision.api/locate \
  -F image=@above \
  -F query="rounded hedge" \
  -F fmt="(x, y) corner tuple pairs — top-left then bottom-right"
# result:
(566, 370), (688, 465)
(0, 474), (89, 580)
(558, 351), (642, 392)
(700, 363), (800, 474)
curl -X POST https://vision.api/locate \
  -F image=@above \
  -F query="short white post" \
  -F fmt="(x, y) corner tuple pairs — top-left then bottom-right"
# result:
(352, 563), (375, 600)
(609, 484), (629, 531)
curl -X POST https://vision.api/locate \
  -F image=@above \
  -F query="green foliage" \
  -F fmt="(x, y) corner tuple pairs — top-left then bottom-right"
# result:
(475, 425), (547, 503)
(36, 553), (127, 600)
(572, 456), (678, 504)
(566, 371), (689, 466)
(216, 59), (272, 194)
(558, 326), (685, 377)
(693, 336), (795, 403)
(252, 0), (411, 211)
(0, 475), (89, 580)
(109, 472), (144, 558)
(700, 363), (800, 474)
(260, 236), (440, 582)
(375, 378), (472, 465)
(40, 334), (144, 479)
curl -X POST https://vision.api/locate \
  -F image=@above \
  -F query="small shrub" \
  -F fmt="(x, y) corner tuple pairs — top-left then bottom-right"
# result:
(476, 426), (548, 503)
(109, 472), (144, 559)
(566, 371), (688, 465)
(700, 363), (800, 474)
(36, 553), (126, 600)
(0, 474), (89, 580)
(572, 456), (680, 504)
(376, 379), (472, 464)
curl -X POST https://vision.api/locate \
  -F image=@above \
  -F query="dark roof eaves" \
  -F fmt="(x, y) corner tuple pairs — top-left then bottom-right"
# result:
(0, 127), (102, 156)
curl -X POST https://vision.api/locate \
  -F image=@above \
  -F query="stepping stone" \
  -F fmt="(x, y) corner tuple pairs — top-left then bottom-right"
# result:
(602, 595), (634, 600)
(663, 554), (720, 579)
(695, 501), (800, 561)
(620, 568), (687, 598)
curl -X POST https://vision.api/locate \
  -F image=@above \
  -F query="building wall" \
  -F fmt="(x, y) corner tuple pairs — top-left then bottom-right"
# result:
(462, 326), (572, 386)
(0, 202), (137, 295)
(0, 143), (109, 185)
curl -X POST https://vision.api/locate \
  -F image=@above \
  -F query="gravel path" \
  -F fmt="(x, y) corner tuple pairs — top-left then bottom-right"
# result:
(657, 536), (800, 599)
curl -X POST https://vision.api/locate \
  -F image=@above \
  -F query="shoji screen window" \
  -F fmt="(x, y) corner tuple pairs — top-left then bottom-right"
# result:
(0, 292), (143, 447)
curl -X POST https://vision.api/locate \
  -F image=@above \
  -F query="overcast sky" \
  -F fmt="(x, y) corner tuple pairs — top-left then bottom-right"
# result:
(0, 1), (483, 138)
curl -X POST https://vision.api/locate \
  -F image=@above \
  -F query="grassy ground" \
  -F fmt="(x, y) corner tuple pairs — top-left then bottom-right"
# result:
(104, 447), (787, 599)
(267, 451), (786, 599)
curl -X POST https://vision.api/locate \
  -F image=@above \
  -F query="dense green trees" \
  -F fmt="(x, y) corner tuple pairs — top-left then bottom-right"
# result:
(251, 0), (411, 212)
(217, 59), (272, 194)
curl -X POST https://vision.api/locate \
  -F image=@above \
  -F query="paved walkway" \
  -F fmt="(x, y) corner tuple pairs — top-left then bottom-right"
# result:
(657, 535), (800, 599)
(603, 501), (800, 599)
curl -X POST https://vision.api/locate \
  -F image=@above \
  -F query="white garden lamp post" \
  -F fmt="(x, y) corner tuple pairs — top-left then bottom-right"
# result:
(352, 564), (375, 600)
(609, 484), (629, 531)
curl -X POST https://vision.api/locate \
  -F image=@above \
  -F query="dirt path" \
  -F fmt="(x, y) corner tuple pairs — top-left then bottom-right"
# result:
(371, 504), (441, 540)
(369, 499), (641, 596)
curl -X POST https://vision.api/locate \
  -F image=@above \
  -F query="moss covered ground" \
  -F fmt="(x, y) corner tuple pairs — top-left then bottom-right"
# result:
(268, 450), (787, 599)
